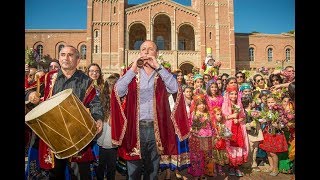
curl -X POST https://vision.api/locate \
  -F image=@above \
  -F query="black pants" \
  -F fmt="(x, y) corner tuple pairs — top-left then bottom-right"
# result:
(96, 147), (118, 180)
(49, 157), (91, 180)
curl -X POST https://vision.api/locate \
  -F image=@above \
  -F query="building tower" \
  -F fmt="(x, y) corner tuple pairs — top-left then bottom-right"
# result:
(192, 0), (235, 74)
(87, 0), (127, 74)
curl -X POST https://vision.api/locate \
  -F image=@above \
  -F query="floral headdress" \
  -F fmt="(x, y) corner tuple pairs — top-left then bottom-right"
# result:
(193, 93), (206, 104)
(226, 84), (238, 93)
(190, 92), (207, 114)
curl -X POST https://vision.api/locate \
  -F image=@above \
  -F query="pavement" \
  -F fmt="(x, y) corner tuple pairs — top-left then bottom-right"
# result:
(114, 164), (295, 180)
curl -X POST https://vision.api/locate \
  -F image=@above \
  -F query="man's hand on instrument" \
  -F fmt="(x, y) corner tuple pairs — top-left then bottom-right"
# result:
(96, 119), (103, 134)
(144, 55), (160, 70)
(130, 56), (141, 73)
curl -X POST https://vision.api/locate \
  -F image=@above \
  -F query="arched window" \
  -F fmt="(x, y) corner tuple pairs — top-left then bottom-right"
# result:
(36, 45), (43, 59)
(80, 45), (86, 59)
(94, 45), (99, 53)
(156, 36), (165, 50)
(267, 48), (273, 61)
(286, 48), (291, 61)
(94, 30), (99, 38)
(249, 47), (254, 61)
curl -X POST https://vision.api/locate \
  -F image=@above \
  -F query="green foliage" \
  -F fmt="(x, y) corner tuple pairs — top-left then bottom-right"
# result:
(25, 48), (38, 66)
(287, 30), (295, 34)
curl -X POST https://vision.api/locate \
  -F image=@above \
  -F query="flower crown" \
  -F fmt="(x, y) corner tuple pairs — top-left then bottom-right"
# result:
(226, 84), (238, 92)
(193, 93), (206, 104)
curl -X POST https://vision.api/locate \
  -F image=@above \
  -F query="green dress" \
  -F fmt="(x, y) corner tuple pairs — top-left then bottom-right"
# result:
(278, 130), (293, 173)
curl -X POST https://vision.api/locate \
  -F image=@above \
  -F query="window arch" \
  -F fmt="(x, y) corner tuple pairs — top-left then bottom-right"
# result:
(94, 45), (99, 53)
(267, 48), (273, 61)
(36, 45), (43, 59)
(249, 47), (254, 61)
(80, 45), (86, 59)
(286, 48), (291, 62)
(94, 30), (99, 38)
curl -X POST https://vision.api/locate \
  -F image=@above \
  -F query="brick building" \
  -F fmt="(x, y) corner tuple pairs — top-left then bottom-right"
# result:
(25, 0), (295, 76)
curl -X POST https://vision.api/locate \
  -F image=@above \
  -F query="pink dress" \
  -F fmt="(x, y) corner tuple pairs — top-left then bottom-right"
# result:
(222, 92), (249, 167)
(206, 95), (223, 125)
(188, 111), (214, 177)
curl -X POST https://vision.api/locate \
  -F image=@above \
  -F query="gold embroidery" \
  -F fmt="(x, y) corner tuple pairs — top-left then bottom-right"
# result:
(112, 85), (128, 145)
(136, 72), (141, 158)
(153, 74), (164, 155)
(170, 88), (191, 141)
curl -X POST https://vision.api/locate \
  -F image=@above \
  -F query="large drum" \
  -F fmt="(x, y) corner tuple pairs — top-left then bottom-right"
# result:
(25, 89), (97, 159)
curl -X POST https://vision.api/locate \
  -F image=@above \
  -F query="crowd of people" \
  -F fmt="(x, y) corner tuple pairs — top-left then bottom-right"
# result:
(25, 40), (295, 179)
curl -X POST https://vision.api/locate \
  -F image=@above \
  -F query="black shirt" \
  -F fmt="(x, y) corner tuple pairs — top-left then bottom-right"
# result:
(52, 69), (104, 121)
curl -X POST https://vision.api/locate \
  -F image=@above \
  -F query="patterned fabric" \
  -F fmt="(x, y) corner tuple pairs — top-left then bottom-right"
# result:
(188, 135), (214, 177)
(160, 136), (190, 171)
(25, 146), (50, 180)
(259, 125), (288, 153)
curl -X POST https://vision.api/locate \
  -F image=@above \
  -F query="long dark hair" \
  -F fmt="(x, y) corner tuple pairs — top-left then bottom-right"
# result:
(100, 75), (118, 122)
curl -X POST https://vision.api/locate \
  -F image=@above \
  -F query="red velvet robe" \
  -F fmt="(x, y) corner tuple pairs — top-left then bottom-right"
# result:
(111, 73), (190, 160)
(37, 70), (97, 169)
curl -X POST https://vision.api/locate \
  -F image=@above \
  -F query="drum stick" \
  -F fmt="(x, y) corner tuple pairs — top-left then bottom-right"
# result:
(36, 74), (40, 97)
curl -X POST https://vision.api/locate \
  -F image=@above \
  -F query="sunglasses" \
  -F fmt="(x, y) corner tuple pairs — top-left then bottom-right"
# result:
(272, 79), (279, 82)
(256, 78), (264, 83)
(236, 75), (243, 78)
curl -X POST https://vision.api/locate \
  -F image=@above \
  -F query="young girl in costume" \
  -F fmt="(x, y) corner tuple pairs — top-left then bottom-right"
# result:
(211, 107), (230, 176)
(188, 93), (214, 178)
(222, 84), (249, 177)
(241, 95), (264, 172)
(206, 80), (224, 115)
(258, 94), (288, 176)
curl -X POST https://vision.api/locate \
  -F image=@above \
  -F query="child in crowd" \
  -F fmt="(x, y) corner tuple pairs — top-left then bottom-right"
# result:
(241, 95), (264, 172)
(184, 86), (194, 118)
(193, 74), (206, 95)
(206, 80), (224, 111)
(211, 107), (230, 176)
(258, 94), (288, 176)
(222, 84), (249, 177)
(188, 93), (214, 179)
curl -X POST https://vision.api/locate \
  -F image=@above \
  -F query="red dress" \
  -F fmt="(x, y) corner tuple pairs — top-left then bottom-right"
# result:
(259, 123), (288, 153)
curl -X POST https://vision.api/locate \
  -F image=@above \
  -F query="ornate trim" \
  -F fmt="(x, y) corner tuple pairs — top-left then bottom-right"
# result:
(111, 84), (128, 145)
(153, 74), (164, 155)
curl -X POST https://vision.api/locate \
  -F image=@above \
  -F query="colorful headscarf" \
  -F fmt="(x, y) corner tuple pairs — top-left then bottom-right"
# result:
(239, 83), (252, 92)
(193, 74), (203, 82)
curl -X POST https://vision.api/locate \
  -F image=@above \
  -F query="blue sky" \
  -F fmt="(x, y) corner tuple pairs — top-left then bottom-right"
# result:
(25, 0), (294, 34)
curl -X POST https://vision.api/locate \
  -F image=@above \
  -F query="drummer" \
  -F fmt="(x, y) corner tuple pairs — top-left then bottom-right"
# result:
(25, 45), (104, 179)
